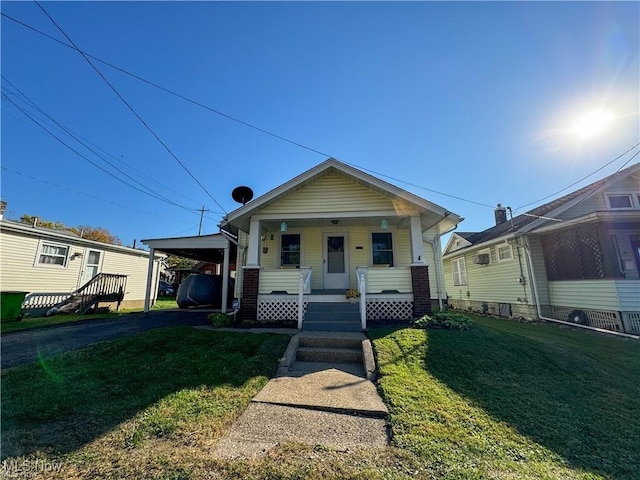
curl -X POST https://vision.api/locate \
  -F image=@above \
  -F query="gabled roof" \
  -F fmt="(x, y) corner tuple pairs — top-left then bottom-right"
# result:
(221, 158), (462, 233)
(444, 162), (639, 254)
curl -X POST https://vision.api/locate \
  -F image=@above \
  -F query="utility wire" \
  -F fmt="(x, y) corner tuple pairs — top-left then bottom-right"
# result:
(2, 92), (205, 215)
(2, 76), (193, 210)
(32, 1), (227, 214)
(514, 142), (640, 212)
(1, 165), (155, 215)
(3, 11), (498, 211)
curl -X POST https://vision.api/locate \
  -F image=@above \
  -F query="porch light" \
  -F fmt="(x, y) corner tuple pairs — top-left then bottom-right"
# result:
(381, 219), (388, 230)
(280, 222), (287, 232)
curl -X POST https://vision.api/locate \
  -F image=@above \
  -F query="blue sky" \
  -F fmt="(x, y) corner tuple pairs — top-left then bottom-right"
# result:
(2, 1), (638, 247)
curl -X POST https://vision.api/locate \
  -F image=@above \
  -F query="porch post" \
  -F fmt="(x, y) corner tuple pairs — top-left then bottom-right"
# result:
(410, 215), (426, 264)
(246, 218), (261, 266)
(411, 265), (432, 317)
(144, 247), (155, 312)
(240, 266), (260, 322)
(221, 245), (230, 313)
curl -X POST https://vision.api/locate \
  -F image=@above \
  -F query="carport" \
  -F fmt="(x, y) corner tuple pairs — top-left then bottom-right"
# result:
(141, 233), (236, 313)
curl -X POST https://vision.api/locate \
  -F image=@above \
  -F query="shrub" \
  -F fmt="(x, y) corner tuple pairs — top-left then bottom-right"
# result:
(413, 311), (473, 331)
(208, 313), (232, 328)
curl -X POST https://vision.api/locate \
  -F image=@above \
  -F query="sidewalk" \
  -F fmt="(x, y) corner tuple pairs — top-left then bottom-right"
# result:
(213, 332), (389, 458)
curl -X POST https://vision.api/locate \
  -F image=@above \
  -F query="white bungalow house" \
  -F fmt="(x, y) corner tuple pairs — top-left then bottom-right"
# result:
(218, 158), (462, 329)
(0, 219), (165, 315)
(442, 163), (640, 335)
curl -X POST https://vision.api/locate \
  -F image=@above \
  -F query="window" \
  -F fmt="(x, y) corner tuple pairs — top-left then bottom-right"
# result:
(606, 194), (634, 210)
(372, 232), (393, 266)
(280, 234), (300, 266)
(452, 257), (467, 285)
(497, 244), (513, 261)
(36, 242), (69, 267)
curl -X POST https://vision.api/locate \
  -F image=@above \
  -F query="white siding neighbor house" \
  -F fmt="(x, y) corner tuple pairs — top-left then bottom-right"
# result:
(442, 163), (640, 335)
(0, 219), (164, 314)
(218, 158), (462, 330)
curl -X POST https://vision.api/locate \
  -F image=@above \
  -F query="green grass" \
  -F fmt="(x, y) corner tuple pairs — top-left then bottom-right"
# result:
(369, 316), (640, 479)
(1, 327), (290, 462)
(1, 296), (179, 334)
(2, 317), (639, 479)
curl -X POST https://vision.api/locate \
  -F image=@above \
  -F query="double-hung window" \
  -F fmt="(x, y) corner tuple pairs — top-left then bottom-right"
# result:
(452, 257), (467, 285)
(37, 242), (69, 267)
(497, 244), (513, 261)
(372, 232), (393, 266)
(280, 234), (301, 267)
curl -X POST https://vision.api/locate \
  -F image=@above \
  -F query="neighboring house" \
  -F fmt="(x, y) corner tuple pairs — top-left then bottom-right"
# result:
(218, 158), (462, 328)
(0, 219), (164, 314)
(442, 163), (640, 335)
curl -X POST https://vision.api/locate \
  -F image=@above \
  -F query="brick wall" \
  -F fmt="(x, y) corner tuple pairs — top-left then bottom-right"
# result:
(411, 265), (431, 317)
(240, 267), (260, 322)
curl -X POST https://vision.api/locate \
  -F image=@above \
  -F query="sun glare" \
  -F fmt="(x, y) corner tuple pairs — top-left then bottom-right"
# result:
(569, 109), (617, 140)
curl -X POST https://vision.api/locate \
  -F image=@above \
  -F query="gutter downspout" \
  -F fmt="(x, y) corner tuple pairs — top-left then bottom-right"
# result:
(427, 219), (462, 311)
(522, 236), (639, 340)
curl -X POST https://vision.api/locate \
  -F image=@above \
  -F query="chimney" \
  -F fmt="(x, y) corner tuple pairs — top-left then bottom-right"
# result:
(494, 203), (507, 225)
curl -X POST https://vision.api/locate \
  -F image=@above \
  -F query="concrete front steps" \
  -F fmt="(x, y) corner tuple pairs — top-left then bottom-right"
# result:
(278, 331), (376, 380)
(302, 301), (361, 332)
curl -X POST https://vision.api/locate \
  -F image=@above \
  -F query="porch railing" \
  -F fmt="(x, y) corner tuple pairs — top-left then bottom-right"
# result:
(358, 270), (367, 330)
(22, 273), (128, 316)
(298, 268), (313, 328)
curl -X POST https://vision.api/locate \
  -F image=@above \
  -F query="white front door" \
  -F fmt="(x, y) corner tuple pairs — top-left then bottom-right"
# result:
(323, 233), (349, 290)
(81, 249), (102, 285)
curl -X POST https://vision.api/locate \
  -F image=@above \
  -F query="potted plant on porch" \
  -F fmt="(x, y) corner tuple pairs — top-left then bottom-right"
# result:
(345, 288), (360, 303)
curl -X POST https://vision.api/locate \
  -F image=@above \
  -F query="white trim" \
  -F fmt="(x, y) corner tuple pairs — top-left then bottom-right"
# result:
(323, 231), (350, 289)
(34, 240), (70, 268)
(452, 256), (468, 286)
(442, 232), (473, 255)
(280, 231), (303, 268)
(250, 210), (418, 221)
(370, 230), (395, 267)
(605, 192), (637, 210)
(496, 244), (513, 262)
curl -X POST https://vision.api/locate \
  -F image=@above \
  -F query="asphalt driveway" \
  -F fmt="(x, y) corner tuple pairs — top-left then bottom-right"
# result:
(1, 310), (211, 369)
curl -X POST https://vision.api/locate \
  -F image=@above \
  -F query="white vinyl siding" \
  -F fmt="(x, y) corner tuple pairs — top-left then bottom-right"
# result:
(616, 280), (640, 310)
(452, 257), (467, 285)
(0, 225), (159, 306)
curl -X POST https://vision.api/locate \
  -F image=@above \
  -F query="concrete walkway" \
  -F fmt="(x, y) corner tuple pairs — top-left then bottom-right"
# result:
(213, 332), (389, 458)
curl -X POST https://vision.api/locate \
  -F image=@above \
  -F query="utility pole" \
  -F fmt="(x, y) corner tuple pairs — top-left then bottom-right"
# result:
(198, 206), (209, 236)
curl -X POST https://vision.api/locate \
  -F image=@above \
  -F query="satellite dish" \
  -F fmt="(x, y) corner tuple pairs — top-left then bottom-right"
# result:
(232, 186), (254, 205)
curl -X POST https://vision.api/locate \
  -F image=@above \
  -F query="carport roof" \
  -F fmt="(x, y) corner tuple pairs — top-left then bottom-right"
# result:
(141, 233), (233, 262)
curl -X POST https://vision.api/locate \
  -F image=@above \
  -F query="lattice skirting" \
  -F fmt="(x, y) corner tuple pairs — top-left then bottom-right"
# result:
(257, 295), (307, 321)
(621, 312), (640, 335)
(551, 306), (624, 332)
(366, 297), (414, 321)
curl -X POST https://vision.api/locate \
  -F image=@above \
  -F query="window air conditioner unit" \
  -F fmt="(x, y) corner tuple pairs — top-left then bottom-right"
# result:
(474, 254), (490, 265)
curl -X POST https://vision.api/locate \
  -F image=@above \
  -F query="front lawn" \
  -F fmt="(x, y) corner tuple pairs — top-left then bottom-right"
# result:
(370, 316), (640, 479)
(2, 317), (638, 479)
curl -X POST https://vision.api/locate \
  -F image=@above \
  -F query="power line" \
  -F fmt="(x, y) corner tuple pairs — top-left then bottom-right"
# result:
(2, 92), (204, 215)
(3, 11), (498, 212)
(1, 165), (155, 215)
(514, 142), (640, 212)
(2, 76), (195, 210)
(32, 1), (228, 214)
